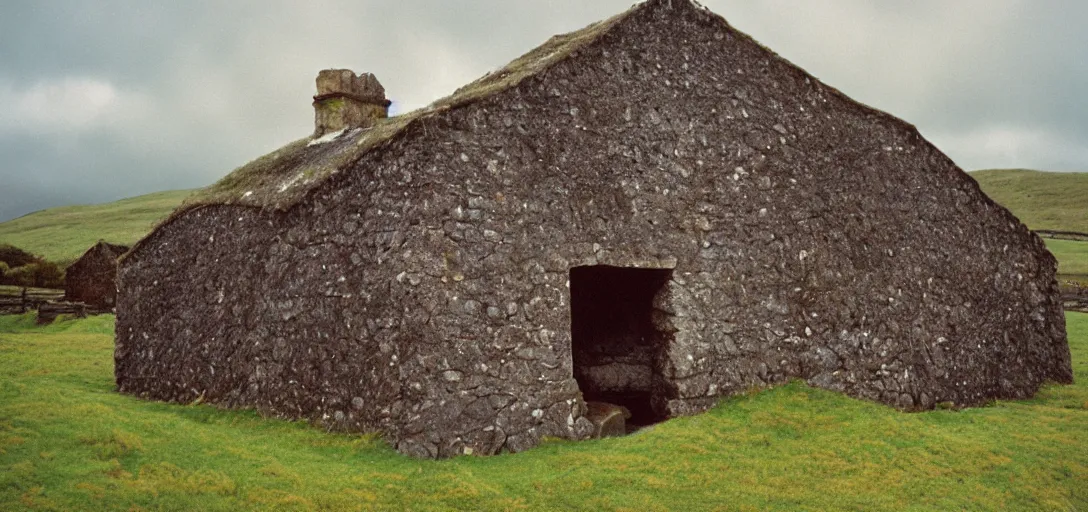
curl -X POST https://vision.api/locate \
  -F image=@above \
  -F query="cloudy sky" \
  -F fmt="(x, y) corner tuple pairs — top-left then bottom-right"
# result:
(1, 0), (1085, 222)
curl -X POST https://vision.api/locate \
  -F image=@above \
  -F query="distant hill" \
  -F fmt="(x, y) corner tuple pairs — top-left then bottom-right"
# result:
(0, 190), (192, 264)
(970, 169), (1088, 234)
(0, 168), (1083, 269)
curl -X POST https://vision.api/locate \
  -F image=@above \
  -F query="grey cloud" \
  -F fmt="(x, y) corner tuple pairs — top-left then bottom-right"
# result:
(1, 0), (1085, 221)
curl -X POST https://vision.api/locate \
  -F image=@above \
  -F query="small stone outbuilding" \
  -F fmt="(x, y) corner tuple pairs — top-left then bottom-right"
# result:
(66, 241), (129, 309)
(115, 0), (1072, 458)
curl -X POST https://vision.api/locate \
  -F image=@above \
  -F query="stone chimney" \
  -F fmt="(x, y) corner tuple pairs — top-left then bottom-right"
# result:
(313, 69), (391, 137)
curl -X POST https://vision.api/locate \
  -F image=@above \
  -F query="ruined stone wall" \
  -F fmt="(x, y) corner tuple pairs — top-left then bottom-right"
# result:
(117, 0), (1071, 458)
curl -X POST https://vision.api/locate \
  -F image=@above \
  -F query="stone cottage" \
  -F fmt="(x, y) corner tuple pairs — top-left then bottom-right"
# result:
(115, 0), (1072, 458)
(66, 241), (129, 309)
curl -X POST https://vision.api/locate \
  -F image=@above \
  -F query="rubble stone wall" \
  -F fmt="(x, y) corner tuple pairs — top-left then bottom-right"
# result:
(116, 0), (1072, 458)
(66, 242), (128, 309)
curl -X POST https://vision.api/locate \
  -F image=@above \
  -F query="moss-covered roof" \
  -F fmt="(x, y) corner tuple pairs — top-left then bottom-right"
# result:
(181, 5), (636, 213)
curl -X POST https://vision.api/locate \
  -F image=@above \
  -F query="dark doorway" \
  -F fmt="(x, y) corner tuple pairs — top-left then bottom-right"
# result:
(570, 265), (673, 429)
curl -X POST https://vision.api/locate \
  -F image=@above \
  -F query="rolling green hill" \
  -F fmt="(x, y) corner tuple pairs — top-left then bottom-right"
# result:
(0, 169), (1082, 270)
(0, 190), (191, 264)
(971, 169), (1088, 234)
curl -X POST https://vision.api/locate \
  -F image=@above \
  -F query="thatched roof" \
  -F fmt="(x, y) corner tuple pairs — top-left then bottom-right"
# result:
(179, 5), (636, 213)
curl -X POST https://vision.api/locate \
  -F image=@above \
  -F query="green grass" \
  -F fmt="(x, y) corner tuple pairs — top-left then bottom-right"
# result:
(1046, 239), (1088, 277)
(971, 169), (1088, 234)
(0, 314), (1085, 511)
(0, 190), (191, 265)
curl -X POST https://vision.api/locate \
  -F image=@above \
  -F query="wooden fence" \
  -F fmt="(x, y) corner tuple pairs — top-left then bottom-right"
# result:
(1063, 282), (1088, 313)
(0, 287), (101, 323)
(1035, 230), (1088, 242)
(0, 287), (65, 315)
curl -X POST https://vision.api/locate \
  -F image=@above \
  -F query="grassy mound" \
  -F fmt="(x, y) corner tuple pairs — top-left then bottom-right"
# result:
(0, 313), (1084, 511)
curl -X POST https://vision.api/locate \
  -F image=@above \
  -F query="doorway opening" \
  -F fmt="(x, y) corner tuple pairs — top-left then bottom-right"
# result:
(570, 265), (674, 431)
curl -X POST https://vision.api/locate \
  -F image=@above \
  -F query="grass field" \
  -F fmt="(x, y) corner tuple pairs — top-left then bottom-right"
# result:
(0, 190), (191, 265)
(0, 313), (1084, 511)
(971, 169), (1088, 234)
(1046, 239), (1088, 278)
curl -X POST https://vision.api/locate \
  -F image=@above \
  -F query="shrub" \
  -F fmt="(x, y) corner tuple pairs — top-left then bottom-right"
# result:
(30, 261), (65, 288)
(2, 261), (65, 289)
(0, 244), (65, 288)
(0, 244), (38, 268)
(5, 265), (33, 287)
